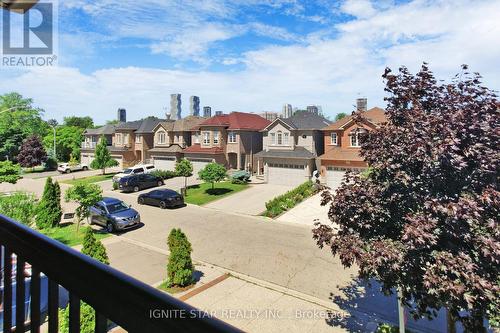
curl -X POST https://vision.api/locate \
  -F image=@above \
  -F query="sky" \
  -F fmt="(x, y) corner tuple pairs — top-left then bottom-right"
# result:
(0, 0), (499, 124)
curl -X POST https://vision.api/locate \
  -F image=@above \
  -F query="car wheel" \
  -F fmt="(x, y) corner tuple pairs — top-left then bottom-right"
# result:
(138, 197), (145, 205)
(159, 201), (167, 209)
(157, 180), (163, 187)
(133, 186), (139, 192)
(106, 222), (114, 233)
(82, 166), (88, 171)
(66, 169), (71, 174)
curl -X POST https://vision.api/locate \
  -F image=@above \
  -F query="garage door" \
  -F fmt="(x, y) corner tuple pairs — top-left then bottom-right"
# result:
(325, 167), (346, 190)
(111, 156), (123, 168)
(267, 163), (308, 186)
(188, 159), (211, 176)
(153, 157), (176, 171)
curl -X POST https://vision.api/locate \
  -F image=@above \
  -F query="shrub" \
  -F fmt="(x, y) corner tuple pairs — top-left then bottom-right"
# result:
(112, 181), (119, 190)
(81, 227), (109, 265)
(166, 228), (193, 287)
(231, 178), (247, 184)
(44, 156), (58, 170)
(264, 180), (316, 218)
(35, 177), (62, 229)
(231, 170), (250, 182)
(151, 169), (177, 180)
(0, 161), (21, 184)
(0, 192), (37, 225)
(59, 302), (95, 333)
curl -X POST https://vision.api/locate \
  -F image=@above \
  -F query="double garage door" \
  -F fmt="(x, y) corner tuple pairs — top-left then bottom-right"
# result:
(153, 156), (176, 171)
(325, 168), (346, 190)
(267, 163), (308, 187)
(188, 159), (211, 176)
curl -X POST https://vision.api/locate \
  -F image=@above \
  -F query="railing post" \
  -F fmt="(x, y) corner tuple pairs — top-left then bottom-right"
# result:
(16, 256), (26, 332)
(69, 294), (80, 333)
(30, 267), (41, 333)
(2, 247), (13, 332)
(48, 279), (59, 333)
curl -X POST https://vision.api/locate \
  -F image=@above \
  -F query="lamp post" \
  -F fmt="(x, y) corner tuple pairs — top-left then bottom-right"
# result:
(47, 119), (58, 159)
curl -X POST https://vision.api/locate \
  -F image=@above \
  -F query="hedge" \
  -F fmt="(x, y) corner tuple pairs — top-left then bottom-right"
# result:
(150, 169), (178, 180)
(263, 180), (316, 218)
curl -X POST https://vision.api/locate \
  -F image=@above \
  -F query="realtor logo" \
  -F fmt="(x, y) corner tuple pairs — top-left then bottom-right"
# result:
(1, 0), (58, 66)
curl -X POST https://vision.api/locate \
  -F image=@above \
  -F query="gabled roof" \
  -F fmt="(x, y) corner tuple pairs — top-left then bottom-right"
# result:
(135, 118), (164, 134)
(325, 107), (386, 131)
(195, 112), (271, 131)
(84, 124), (117, 135)
(115, 120), (143, 131)
(264, 111), (331, 131)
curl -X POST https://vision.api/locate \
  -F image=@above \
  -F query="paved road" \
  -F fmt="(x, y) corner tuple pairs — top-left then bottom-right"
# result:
(204, 183), (293, 215)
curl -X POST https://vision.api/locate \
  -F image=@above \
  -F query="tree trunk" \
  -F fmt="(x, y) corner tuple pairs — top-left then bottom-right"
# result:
(102, 167), (106, 175)
(467, 310), (486, 333)
(185, 176), (188, 193)
(212, 182), (214, 190)
(446, 308), (456, 333)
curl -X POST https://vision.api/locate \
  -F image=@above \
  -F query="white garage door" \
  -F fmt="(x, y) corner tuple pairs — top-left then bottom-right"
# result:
(267, 163), (308, 186)
(81, 154), (94, 166)
(325, 168), (346, 190)
(188, 159), (211, 176)
(153, 157), (176, 171)
(111, 156), (123, 168)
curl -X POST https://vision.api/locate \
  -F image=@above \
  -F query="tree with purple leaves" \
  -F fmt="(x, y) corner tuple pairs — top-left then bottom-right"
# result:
(313, 64), (499, 332)
(17, 135), (47, 169)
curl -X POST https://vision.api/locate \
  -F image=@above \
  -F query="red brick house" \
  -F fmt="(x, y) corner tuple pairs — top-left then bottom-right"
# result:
(319, 107), (386, 188)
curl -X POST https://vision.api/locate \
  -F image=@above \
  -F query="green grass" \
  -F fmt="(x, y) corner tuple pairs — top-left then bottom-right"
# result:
(184, 181), (249, 205)
(157, 280), (194, 294)
(61, 173), (116, 185)
(41, 224), (110, 247)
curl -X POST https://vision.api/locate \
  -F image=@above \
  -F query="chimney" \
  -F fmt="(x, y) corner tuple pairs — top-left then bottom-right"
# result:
(117, 108), (126, 122)
(215, 111), (223, 116)
(356, 98), (367, 112)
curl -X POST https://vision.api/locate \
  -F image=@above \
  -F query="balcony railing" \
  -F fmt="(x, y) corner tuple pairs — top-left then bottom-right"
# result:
(0, 215), (241, 333)
(81, 142), (97, 149)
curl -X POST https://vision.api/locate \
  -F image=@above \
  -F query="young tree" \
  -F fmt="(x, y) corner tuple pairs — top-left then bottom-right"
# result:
(82, 227), (109, 265)
(90, 136), (118, 174)
(35, 177), (62, 229)
(65, 183), (102, 232)
(175, 158), (193, 193)
(166, 228), (194, 287)
(0, 161), (20, 184)
(198, 162), (227, 190)
(313, 65), (499, 331)
(43, 125), (84, 162)
(17, 135), (47, 169)
(334, 112), (347, 121)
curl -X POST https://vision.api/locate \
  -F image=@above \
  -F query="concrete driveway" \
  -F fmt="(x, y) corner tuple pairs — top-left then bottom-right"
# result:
(204, 183), (293, 215)
(276, 193), (332, 227)
(99, 175), (202, 193)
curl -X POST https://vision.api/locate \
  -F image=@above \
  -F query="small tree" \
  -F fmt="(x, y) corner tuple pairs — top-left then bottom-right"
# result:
(198, 162), (226, 190)
(17, 135), (47, 169)
(65, 183), (102, 232)
(35, 177), (62, 229)
(90, 136), (118, 174)
(175, 158), (193, 193)
(0, 192), (37, 226)
(0, 161), (21, 184)
(334, 112), (347, 121)
(166, 228), (194, 287)
(59, 227), (109, 333)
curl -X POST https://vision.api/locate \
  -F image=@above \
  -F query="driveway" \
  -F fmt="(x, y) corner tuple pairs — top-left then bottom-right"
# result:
(204, 183), (293, 215)
(276, 193), (331, 227)
(99, 175), (201, 193)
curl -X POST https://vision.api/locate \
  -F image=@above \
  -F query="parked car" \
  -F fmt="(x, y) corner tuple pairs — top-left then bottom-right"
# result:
(138, 189), (184, 209)
(89, 197), (141, 233)
(57, 162), (88, 173)
(118, 173), (164, 193)
(112, 164), (155, 183)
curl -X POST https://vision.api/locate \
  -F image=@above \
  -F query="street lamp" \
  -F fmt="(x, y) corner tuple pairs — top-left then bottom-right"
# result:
(47, 119), (58, 158)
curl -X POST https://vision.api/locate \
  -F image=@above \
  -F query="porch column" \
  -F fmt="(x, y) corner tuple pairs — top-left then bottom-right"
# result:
(237, 153), (241, 169)
(257, 159), (261, 175)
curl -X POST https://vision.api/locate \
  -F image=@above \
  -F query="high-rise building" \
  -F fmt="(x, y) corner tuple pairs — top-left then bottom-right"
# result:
(203, 106), (212, 118)
(306, 105), (319, 115)
(259, 111), (279, 121)
(189, 96), (200, 116)
(282, 104), (293, 118)
(117, 108), (126, 122)
(170, 94), (182, 120)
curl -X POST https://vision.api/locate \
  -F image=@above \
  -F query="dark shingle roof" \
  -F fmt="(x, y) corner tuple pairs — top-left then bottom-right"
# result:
(255, 147), (316, 159)
(116, 120), (143, 131)
(280, 111), (331, 130)
(136, 118), (164, 134)
(84, 124), (117, 135)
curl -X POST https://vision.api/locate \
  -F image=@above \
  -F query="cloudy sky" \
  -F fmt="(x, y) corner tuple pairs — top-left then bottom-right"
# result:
(1, 0), (499, 124)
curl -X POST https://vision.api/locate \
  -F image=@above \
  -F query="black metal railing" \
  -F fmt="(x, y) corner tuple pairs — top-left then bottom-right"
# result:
(0, 215), (241, 333)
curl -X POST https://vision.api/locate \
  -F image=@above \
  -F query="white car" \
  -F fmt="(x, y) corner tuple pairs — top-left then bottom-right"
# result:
(57, 162), (89, 173)
(112, 164), (156, 183)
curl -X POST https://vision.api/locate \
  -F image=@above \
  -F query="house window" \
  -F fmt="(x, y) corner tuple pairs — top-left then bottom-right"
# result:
(228, 131), (237, 143)
(277, 131), (282, 145)
(115, 133), (122, 144)
(350, 129), (366, 147)
(203, 131), (210, 145)
(270, 133), (276, 145)
(213, 130), (219, 144)
(284, 132), (289, 145)
(194, 131), (200, 144)
(330, 133), (338, 145)
(158, 131), (166, 144)
(135, 135), (142, 143)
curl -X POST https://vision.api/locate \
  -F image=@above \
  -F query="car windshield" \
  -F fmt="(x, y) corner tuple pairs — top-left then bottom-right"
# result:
(106, 201), (130, 213)
(122, 169), (133, 174)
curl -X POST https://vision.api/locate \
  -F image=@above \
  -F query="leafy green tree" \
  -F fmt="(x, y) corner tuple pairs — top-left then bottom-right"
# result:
(59, 227), (109, 333)
(0, 192), (37, 225)
(0, 161), (21, 184)
(35, 177), (62, 229)
(65, 183), (102, 232)
(90, 136), (118, 174)
(17, 135), (47, 169)
(63, 116), (94, 129)
(82, 227), (109, 265)
(335, 112), (347, 121)
(198, 162), (227, 190)
(166, 228), (193, 287)
(43, 126), (84, 162)
(175, 159), (193, 193)
(0, 92), (48, 161)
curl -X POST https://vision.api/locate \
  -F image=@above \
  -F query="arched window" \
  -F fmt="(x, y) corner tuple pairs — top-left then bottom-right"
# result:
(157, 130), (166, 144)
(277, 131), (283, 145)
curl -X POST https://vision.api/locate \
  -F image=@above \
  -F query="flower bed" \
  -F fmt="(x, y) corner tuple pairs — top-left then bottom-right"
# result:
(263, 180), (316, 218)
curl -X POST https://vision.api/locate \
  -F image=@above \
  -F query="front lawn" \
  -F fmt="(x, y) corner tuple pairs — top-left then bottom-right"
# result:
(61, 173), (116, 185)
(184, 182), (248, 205)
(41, 224), (110, 247)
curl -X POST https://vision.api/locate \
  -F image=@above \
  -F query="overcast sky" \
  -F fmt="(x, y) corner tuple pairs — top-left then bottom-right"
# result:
(1, 0), (499, 124)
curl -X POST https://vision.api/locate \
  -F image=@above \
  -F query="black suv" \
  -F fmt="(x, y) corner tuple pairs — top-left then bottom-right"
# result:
(118, 173), (164, 192)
